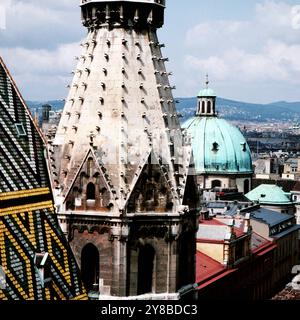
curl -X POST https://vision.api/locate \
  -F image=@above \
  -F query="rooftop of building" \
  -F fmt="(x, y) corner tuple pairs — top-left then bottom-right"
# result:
(197, 217), (246, 242)
(183, 116), (253, 175)
(252, 178), (297, 193)
(249, 207), (294, 227)
(245, 184), (294, 205)
(0, 56), (88, 300)
(196, 251), (226, 284)
(196, 231), (275, 288)
(198, 88), (216, 97)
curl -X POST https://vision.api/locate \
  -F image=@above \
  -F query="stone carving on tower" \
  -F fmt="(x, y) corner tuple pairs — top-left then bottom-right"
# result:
(50, 0), (199, 299)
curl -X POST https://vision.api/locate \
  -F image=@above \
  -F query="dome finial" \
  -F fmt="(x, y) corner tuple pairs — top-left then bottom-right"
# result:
(205, 74), (209, 89)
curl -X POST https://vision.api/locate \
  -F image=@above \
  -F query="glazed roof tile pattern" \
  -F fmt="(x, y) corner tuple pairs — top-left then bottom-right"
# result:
(0, 57), (87, 300)
(183, 117), (253, 175)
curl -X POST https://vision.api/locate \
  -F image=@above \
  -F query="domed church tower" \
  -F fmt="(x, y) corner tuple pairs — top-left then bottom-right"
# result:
(183, 77), (253, 195)
(50, 0), (198, 299)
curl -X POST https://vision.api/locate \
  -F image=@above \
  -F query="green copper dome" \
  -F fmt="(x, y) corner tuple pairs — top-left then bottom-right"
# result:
(198, 88), (216, 97)
(245, 184), (294, 205)
(182, 117), (253, 175)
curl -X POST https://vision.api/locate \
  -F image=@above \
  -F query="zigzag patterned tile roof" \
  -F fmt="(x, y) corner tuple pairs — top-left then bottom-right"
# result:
(0, 57), (88, 300)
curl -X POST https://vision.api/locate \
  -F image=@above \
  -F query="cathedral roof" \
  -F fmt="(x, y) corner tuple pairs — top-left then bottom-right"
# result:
(0, 57), (87, 300)
(182, 116), (253, 175)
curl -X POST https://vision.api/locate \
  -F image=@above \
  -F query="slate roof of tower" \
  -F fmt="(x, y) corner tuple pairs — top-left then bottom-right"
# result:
(0, 57), (88, 300)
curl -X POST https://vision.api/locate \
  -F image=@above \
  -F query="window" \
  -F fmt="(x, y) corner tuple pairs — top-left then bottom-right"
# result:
(15, 123), (26, 136)
(244, 180), (250, 194)
(212, 180), (221, 188)
(212, 142), (219, 152)
(87, 183), (96, 200)
(35, 252), (51, 287)
(201, 101), (205, 114)
(81, 244), (99, 292)
(207, 101), (211, 114)
(137, 244), (155, 295)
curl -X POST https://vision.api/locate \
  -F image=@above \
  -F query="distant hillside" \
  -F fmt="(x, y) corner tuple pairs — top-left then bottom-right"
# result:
(176, 97), (300, 122)
(26, 97), (300, 123)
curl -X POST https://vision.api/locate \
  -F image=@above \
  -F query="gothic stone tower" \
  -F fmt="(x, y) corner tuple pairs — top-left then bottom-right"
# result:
(51, 0), (198, 299)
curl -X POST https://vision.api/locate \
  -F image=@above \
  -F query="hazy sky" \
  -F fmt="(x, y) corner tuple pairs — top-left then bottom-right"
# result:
(0, 0), (300, 103)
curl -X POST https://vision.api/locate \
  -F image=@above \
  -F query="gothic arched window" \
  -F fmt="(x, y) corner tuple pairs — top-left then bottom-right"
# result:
(87, 182), (96, 200)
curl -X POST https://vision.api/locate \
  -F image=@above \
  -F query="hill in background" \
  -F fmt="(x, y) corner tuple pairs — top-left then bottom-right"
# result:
(27, 97), (300, 123)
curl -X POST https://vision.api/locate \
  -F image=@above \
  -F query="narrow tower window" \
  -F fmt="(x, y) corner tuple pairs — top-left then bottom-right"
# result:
(137, 244), (155, 295)
(201, 101), (205, 114)
(207, 101), (212, 114)
(81, 244), (99, 292)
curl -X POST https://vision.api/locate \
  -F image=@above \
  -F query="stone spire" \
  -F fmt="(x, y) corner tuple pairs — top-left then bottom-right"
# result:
(50, 0), (198, 299)
(52, 0), (192, 214)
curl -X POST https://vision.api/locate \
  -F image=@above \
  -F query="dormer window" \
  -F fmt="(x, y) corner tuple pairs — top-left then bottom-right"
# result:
(241, 142), (247, 152)
(35, 252), (51, 287)
(212, 142), (219, 152)
(15, 123), (26, 137)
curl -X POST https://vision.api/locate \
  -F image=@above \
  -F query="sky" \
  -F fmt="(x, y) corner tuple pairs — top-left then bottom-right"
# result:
(0, 0), (300, 103)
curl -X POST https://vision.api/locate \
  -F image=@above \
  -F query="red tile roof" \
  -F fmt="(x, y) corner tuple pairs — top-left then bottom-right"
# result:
(196, 251), (226, 283)
(196, 251), (237, 290)
(251, 232), (277, 255)
(199, 218), (226, 226)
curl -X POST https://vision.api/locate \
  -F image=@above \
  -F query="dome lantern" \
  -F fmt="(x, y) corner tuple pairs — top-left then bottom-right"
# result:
(196, 75), (217, 117)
